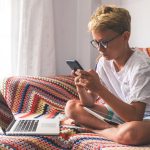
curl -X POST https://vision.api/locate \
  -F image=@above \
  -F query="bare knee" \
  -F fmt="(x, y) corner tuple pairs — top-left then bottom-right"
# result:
(115, 121), (144, 145)
(65, 99), (80, 119)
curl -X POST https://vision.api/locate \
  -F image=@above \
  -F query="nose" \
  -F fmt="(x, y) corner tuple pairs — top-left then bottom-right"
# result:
(98, 45), (105, 52)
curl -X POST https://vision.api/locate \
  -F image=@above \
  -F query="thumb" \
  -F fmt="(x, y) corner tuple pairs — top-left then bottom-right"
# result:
(88, 69), (96, 74)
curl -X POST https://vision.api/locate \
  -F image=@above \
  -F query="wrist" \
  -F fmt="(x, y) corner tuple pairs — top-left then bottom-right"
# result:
(96, 84), (104, 96)
(76, 85), (85, 92)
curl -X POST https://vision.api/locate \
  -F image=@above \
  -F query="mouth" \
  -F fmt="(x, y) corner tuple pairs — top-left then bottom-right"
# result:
(103, 54), (108, 57)
(99, 52), (109, 58)
(102, 53), (110, 59)
(100, 52), (107, 57)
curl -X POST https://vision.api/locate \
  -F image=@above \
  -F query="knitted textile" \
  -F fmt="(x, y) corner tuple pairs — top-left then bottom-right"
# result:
(0, 75), (150, 150)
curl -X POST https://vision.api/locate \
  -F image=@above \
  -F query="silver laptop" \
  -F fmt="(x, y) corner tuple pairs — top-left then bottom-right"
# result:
(0, 92), (60, 135)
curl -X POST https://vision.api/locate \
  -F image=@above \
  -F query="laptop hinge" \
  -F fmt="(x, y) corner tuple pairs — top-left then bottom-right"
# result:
(6, 118), (16, 132)
(1, 128), (6, 135)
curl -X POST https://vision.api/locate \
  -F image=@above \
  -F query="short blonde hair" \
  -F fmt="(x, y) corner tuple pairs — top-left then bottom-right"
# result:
(88, 5), (131, 34)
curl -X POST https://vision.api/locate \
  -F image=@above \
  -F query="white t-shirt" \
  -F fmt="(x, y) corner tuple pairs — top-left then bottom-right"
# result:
(96, 48), (150, 117)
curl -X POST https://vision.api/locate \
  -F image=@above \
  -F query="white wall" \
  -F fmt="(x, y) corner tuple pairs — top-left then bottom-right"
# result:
(53, 0), (101, 75)
(121, 0), (150, 48)
(101, 0), (121, 5)
(53, 0), (77, 75)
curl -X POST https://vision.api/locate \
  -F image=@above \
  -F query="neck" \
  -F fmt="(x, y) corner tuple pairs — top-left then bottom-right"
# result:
(113, 47), (133, 72)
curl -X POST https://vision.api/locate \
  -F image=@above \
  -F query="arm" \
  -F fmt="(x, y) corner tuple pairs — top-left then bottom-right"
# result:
(97, 85), (146, 121)
(77, 69), (146, 122)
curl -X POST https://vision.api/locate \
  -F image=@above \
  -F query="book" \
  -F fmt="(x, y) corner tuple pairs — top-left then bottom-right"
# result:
(83, 107), (122, 125)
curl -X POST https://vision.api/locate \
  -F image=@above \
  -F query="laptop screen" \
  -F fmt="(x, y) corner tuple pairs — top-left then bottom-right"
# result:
(0, 92), (14, 131)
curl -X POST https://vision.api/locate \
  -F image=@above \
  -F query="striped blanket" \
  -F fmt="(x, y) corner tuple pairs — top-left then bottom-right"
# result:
(0, 75), (150, 150)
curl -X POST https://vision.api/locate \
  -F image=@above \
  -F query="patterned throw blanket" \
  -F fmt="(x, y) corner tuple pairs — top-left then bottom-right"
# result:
(0, 75), (150, 150)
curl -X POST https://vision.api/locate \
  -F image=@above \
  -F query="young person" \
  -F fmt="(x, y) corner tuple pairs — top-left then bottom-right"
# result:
(65, 5), (150, 145)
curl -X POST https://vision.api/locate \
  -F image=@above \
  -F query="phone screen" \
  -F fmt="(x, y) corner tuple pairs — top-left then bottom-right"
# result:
(66, 60), (83, 71)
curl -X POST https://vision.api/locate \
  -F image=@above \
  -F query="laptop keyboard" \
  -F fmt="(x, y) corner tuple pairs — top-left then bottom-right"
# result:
(14, 120), (39, 132)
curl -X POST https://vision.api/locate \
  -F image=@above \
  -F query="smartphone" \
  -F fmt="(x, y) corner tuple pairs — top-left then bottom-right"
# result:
(66, 60), (84, 71)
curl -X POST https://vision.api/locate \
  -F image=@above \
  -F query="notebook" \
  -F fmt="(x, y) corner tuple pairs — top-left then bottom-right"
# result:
(0, 92), (60, 135)
(83, 107), (122, 125)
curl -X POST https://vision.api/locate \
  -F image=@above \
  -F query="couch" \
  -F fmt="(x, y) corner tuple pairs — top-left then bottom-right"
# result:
(0, 75), (150, 150)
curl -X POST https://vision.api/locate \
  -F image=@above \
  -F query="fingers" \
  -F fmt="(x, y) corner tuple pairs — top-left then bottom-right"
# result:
(74, 69), (93, 85)
(75, 70), (90, 79)
(71, 70), (76, 76)
(88, 69), (96, 74)
(74, 74), (88, 89)
(76, 69), (97, 77)
(74, 69), (99, 90)
(74, 75), (80, 83)
(71, 69), (84, 76)
(75, 75), (87, 85)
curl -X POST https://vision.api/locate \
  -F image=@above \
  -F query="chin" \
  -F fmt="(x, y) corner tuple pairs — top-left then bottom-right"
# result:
(103, 55), (112, 60)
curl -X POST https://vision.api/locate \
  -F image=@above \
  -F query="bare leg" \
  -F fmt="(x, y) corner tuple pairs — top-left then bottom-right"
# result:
(92, 120), (150, 145)
(65, 99), (113, 129)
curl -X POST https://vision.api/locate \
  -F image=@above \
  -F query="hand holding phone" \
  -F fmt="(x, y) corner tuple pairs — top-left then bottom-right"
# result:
(66, 60), (84, 71)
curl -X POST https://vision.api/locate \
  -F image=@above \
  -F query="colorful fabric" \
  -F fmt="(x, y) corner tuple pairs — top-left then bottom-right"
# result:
(138, 47), (150, 57)
(0, 75), (78, 114)
(0, 75), (150, 150)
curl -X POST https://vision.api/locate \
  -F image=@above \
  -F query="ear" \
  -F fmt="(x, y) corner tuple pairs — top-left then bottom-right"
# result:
(122, 31), (130, 41)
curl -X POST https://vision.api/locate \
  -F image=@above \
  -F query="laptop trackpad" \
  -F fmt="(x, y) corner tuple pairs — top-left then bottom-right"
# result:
(36, 119), (60, 134)
(40, 122), (57, 128)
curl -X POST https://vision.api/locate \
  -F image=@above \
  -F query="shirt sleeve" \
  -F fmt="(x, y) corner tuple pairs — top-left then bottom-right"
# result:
(128, 64), (150, 104)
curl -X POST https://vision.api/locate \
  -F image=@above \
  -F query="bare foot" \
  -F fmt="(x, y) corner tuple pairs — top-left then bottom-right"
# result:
(60, 118), (84, 127)
(61, 118), (76, 125)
